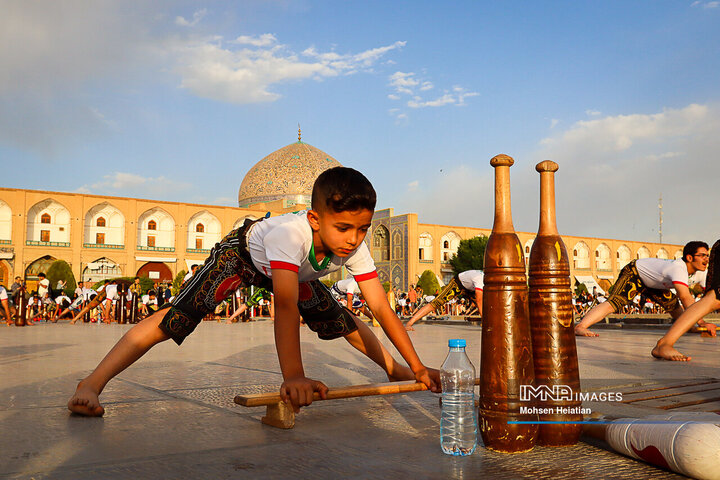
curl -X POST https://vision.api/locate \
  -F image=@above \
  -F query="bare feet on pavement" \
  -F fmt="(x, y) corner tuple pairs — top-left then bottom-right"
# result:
(68, 382), (105, 416)
(651, 344), (691, 362)
(574, 326), (599, 337)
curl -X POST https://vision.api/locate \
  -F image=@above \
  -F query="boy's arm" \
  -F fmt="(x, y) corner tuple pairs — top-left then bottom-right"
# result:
(359, 276), (440, 391)
(271, 269), (328, 412)
(474, 290), (483, 317)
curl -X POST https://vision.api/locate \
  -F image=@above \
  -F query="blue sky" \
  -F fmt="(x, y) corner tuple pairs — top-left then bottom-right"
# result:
(2, 0), (719, 245)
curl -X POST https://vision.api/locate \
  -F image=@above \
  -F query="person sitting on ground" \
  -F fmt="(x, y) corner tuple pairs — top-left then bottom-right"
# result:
(0, 285), (12, 325)
(575, 241), (717, 339)
(140, 290), (158, 318)
(405, 270), (483, 331)
(652, 239), (720, 361)
(39, 292), (57, 321)
(68, 166), (440, 417)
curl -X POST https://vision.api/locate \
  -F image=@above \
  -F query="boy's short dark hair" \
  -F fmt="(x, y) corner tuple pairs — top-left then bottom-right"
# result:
(683, 241), (709, 262)
(311, 167), (376, 213)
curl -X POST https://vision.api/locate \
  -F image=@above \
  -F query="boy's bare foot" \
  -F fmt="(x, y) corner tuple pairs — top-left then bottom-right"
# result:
(574, 326), (599, 337)
(404, 325), (414, 331)
(68, 382), (105, 416)
(651, 344), (691, 362)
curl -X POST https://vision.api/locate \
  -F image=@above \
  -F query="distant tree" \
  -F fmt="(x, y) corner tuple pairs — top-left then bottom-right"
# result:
(574, 281), (588, 296)
(172, 271), (187, 296)
(46, 260), (76, 296)
(381, 281), (391, 293)
(416, 270), (440, 296)
(449, 235), (488, 275)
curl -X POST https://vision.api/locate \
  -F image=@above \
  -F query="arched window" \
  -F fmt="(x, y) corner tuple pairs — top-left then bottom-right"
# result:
(372, 226), (390, 262)
(617, 245), (632, 270)
(147, 220), (157, 230)
(196, 223), (204, 233)
(595, 243), (611, 270)
(419, 232), (433, 261)
(41, 213), (51, 224)
(573, 242), (590, 269)
(96, 217), (106, 227)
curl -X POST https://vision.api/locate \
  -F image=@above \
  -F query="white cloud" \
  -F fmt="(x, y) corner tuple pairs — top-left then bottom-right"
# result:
(0, 2), (406, 153)
(175, 9), (207, 27)
(176, 39), (405, 104)
(692, 1), (719, 8)
(530, 103), (720, 244)
(389, 71), (420, 95)
(233, 34), (278, 47)
(78, 172), (193, 197)
(407, 180), (419, 191)
(550, 118), (559, 129)
(408, 94), (456, 108)
(388, 72), (477, 119)
(586, 109), (601, 116)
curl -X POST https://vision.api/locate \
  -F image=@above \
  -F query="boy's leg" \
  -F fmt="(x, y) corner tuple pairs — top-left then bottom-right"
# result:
(574, 302), (614, 337)
(68, 308), (171, 416)
(225, 303), (248, 324)
(343, 316), (415, 381)
(652, 291), (720, 361)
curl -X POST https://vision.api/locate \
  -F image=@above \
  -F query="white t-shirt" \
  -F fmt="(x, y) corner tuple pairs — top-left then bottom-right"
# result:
(0, 286), (7, 301)
(38, 278), (50, 296)
(82, 288), (96, 301)
(458, 270), (484, 291)
(247, 210), (376, 283)
(142, 295), (158, 306)
(636, 258), (690, 290)
(55, 294), (71, 305)
(688, 269), (707, 289)
(332, 278), (360, 296)
(97, 283), (119, 301)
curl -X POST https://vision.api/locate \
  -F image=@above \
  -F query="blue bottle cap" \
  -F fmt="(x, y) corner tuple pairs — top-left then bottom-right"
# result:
(448, 339), (466, 348)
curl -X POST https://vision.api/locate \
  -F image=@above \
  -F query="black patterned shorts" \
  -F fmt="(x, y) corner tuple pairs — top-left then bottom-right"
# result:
(297, 280), (358, 340)
(605, 260), (678, 313)
(429, 275), (474, 311)
(160, 220), (271, 345)
(159, 220), (358, 345)
(705, 239), (720, 298)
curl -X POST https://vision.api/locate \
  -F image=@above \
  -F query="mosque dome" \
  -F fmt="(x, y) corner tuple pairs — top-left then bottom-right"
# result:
(238, 131), (343, 208)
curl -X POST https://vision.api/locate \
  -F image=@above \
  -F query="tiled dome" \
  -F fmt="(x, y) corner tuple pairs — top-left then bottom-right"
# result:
(238, 138), (342, 208)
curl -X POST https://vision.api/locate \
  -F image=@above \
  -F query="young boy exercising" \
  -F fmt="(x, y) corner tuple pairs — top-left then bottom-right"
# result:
(68, 167), (440, 416)
(405, 270), (483, 331)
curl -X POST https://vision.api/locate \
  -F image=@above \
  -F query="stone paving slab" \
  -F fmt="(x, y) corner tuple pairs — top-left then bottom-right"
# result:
(1, 320), (718, 479)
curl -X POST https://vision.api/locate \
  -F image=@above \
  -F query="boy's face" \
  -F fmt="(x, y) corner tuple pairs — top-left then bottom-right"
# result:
(307, 208), (373, 258)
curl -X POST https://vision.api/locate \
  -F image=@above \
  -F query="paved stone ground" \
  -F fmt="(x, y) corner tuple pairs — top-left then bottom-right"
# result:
(1, 319), (717, 479)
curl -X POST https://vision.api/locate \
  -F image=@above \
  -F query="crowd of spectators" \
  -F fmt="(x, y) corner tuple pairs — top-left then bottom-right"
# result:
(0, 273), (174, 325)
(388, 284), (478, 319)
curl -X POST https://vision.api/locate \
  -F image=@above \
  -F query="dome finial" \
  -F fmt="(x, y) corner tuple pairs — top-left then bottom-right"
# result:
(298, 123), (302, 143)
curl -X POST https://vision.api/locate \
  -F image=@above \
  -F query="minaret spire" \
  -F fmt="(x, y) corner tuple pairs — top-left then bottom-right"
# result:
(298, 124), (302, 142)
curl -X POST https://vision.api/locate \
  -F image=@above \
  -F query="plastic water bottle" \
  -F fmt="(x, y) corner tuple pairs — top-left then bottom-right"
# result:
(440, 338), (477, 456)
